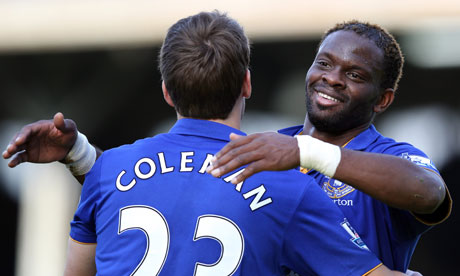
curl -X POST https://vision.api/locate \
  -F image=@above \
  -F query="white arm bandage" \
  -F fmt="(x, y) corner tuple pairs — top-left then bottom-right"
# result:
(295, 135), (341, 177)
(64, 132), (97, 176)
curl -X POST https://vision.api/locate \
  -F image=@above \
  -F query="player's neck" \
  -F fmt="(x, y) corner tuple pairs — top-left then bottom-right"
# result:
(176, 97), (244, 130)
(208, 117), (241, 130)
(302, 117), (370, 146)
(211, 96), (245, 130)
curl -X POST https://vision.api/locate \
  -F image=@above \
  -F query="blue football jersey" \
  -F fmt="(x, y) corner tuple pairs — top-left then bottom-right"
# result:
(278, 124), (452, 272)
(71, 119), (382, 275)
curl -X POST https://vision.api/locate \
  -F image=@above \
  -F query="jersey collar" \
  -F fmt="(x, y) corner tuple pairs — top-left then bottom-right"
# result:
(278, 124), (381, 150)
(343, 125), (380, 150)
(169, 118), (246, 142)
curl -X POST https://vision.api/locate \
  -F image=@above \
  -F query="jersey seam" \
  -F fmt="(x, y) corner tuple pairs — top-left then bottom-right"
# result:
(362, 263), (383, 276)
(69, 236), (97, 245)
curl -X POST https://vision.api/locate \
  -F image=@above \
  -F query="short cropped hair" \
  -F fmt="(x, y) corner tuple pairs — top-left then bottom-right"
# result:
(319, 20), (404, 91)
(159, 11), (250, 119)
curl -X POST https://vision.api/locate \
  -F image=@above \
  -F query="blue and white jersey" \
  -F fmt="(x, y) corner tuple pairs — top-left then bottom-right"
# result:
(279, 124), (452, 272)
(71, 119), (382, 276)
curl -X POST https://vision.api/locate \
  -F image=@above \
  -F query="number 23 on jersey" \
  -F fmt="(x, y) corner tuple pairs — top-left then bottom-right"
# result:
(118, 205), (245, 276)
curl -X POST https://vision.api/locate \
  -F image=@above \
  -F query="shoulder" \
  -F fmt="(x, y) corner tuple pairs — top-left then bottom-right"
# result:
(246, 169), (325, 211)
(100, 136), (166, 162)
(104, 136), (156, 154)
(277, 125), (303, 136)
(242, 168), (315, 196)
(254, 169), (317, 191)
(366, 127), (439, 172)
(366, 126), (421, 153)
(91, 136), (166, 178)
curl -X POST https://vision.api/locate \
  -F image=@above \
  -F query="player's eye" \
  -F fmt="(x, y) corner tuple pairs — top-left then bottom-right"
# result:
(317, 61), (330, 68)
(347, 72), (363, 81)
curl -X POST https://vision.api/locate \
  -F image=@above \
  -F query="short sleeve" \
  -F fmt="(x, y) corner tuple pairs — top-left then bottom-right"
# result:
(281, 180), (382, 276)
(383, 145), (452, 226)
(69, 155), (103, 244)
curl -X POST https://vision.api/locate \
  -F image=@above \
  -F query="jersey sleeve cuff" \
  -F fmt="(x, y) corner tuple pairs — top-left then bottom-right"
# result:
(69, 236), (97, 245)
(70, 230), (97, 244)
(362, 263), (383, 276)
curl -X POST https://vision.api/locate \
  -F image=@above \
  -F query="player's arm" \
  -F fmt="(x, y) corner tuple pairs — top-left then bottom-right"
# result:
(64, 238), (96, 276)
(207, 132), (447, 215)
(332, 147), (446, 215)
(370, 265), (406, 276)
(2, 112), (102, 184)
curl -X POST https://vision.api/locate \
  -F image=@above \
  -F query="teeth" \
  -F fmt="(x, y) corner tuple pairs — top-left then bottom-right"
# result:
(318, 92), (339, 102)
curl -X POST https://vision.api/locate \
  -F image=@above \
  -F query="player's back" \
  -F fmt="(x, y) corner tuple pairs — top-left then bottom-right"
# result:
(70, 119), (380, 275)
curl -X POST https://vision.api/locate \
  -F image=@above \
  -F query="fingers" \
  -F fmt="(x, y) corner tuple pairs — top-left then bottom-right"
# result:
(2, 130), (30, 159)
(7, 151), (28, 168)
(214, 133), (254, 160)
(210, 133), (258, 170)
(2, 148), (11, 159)
(208, 149), (263, 178)
(208, 138), (262, 177)
(3, 137), (18, 159)
(207, 133), (269, 178)
(229, 133), (243, 141)
(3, 143), (24, 159)
(2, 118), (50, 160)
(228, 162), (262, 184)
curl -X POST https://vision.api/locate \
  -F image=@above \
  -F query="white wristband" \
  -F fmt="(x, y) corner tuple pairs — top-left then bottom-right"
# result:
(64, 132), (96, 176)
(295, 135), (341, 177)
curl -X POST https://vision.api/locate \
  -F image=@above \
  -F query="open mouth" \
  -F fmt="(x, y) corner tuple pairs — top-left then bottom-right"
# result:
(312, 88), (345, 108)
(318, 92), (340, 103)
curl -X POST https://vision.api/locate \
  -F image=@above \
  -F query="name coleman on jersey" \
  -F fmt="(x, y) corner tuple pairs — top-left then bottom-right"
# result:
(115, 151), (273, 211)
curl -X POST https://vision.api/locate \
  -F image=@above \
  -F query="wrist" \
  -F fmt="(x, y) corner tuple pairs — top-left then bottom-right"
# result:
(295, 135), (341, 177)
(64, 132), (96, 176)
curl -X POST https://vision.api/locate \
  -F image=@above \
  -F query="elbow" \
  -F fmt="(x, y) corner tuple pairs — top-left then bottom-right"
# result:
(414, 179), (446, 214)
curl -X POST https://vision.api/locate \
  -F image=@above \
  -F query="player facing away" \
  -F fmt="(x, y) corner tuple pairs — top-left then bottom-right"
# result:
(59, 11), (409, 276)
(2, 18), (451, 276)
(207, 21), (452, 273)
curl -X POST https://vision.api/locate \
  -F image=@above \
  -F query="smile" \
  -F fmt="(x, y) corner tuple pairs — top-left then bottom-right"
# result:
(318, 92), (340, 103)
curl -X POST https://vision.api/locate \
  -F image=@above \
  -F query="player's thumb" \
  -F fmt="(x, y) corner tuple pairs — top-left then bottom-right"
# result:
(53, 112), (76, 133)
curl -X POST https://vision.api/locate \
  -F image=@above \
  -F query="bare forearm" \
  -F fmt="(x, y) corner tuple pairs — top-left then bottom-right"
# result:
(64, 238), (96, 276)
(208, 132), (447, 214)
(335, 149), (445, 214)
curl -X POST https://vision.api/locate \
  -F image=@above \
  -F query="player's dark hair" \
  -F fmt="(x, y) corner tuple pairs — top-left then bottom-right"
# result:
(159, 11), (250, 119)
(319, 20), (404, 91)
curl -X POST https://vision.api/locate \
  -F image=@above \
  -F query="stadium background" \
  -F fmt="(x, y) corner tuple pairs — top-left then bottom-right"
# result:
(0, 0), (458, 275)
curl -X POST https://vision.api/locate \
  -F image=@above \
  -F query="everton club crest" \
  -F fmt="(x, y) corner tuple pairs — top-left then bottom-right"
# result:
(322, 177), (355, 198)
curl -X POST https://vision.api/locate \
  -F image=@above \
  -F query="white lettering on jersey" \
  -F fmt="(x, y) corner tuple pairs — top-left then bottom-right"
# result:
(135, 158), (156, 179)
(242, 185), (273, 211)
(114, 153), (273, 211)
(333, 199), (353, 206)
(198, 154), (214, 174)
(223, 169), (246, 192)
(158, 152), (174, 173)
(116, 170), (137, 192)
(180, 152), (194, 172)
(116, 157), (157, 191)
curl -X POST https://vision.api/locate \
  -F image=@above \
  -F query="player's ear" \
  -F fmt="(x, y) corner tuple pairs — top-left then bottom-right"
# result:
(162, 81), (175, 108)
(373, 88), (394, 114)
(241, 69), (252, 99)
